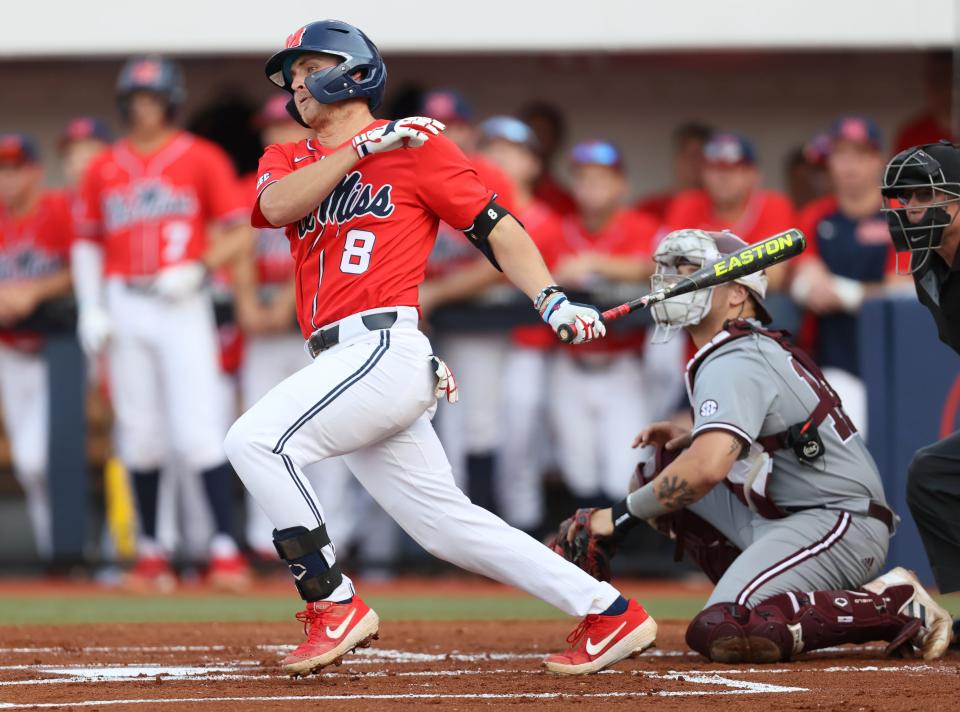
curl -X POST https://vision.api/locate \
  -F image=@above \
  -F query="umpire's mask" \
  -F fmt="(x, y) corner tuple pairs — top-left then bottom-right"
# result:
(881, 141), (960, 274)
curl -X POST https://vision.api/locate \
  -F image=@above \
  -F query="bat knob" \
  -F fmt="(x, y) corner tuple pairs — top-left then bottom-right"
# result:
(556, 323), (577, 343)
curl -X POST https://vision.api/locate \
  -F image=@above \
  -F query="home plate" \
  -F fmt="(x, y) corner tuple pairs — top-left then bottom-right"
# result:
(44, 666), (241, 679)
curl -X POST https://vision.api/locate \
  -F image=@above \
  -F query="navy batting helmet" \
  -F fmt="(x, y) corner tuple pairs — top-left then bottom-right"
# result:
(265, 20), (387, 127)
(116, 55), (186, 120)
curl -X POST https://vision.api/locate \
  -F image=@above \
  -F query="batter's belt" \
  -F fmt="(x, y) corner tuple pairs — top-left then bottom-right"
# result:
(307, 310), (398, 358)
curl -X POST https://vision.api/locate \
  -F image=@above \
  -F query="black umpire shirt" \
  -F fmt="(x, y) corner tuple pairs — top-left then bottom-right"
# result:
(914, 246), (960, 355)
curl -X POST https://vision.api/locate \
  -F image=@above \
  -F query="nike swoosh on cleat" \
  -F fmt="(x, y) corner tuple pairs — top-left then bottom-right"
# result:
(585, 621), (628, 656)
(326, 609), (357, 640)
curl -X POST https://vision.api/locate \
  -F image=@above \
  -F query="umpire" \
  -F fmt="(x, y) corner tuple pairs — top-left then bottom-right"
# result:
(881, 141), (960, 630)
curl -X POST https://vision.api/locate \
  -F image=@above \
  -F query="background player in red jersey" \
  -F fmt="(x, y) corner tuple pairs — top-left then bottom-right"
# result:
(223, 19), (656, 677)
(791, 116), (911, 440)
(634, 122), (713, 223)
(416, 90), (518, 510)
(893, 51), (955, 153)
(72, 56), (252, 590)
(520, 102), (577, 216)
(476, 115), (564, 533)
(59, 117), (114, 190)
(0, 134), (74, 560)
(665, 131), (797, 329)
(546, 140), (681, 506)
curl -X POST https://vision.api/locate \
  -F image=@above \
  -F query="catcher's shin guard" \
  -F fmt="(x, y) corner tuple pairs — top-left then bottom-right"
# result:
(686, 585), (922, 663)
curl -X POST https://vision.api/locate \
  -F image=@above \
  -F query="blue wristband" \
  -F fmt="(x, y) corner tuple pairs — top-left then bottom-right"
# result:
(540, 293), (567, 323)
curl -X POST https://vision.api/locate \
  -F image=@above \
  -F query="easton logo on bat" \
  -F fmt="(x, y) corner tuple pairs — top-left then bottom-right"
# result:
(712, 230), (802, 277)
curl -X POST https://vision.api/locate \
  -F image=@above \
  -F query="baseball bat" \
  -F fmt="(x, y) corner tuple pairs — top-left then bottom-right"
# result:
(556, 228), (806, 343)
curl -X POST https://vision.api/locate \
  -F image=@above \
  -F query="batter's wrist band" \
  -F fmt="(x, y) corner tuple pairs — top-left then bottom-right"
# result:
(625, 483), (672, 520)
(533, 284), (563, 312)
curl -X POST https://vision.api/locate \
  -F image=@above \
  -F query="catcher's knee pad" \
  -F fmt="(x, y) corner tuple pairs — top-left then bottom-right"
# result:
(685, 602), (794, 663)
(274, 524), (343, 602)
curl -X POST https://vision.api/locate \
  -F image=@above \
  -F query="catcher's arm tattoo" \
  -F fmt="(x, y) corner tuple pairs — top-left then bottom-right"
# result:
(621, 430), (744, 522)
(654, 475), (697, 510)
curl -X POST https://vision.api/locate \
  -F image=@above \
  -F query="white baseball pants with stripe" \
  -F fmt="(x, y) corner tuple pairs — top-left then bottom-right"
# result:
(239, 331), (357, 555)
(224, 306), (620, 616)
(690, 483), (889, 608)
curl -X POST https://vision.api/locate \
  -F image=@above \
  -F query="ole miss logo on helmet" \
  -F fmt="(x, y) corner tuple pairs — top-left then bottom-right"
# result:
(285, 26), (307, 49)
(131, 60), (162, 85)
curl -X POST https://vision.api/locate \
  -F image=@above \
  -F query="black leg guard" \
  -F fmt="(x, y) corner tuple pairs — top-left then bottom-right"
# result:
(274, 525), (344, 602)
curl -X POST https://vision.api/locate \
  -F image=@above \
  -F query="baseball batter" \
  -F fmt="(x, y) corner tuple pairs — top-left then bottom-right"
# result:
(0, 134), (74, 559)
(223, 19), (656, 677)
(72, 56), (251, 589)
(549, 228), (953, 663)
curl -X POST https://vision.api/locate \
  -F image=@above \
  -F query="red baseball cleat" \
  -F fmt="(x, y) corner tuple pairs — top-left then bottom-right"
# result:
(207, 552), (253, 593)
(122, 555), (176, 594)
(543, 599), (657, 675)
(282, 597), (380, 676)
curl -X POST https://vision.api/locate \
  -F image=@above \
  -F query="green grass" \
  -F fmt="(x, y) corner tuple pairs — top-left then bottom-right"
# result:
(0, 594), (707, 626)
(0, 593), (956, 626)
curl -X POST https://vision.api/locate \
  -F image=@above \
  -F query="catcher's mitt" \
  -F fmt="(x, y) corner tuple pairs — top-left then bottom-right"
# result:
(546, 508), (620, 581)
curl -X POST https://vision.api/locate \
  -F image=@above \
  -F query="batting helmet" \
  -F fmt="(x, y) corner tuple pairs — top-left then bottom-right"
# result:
(264, 20), (387, 127)
(881, 140), (960, 273)
(116, 55), (186, 120)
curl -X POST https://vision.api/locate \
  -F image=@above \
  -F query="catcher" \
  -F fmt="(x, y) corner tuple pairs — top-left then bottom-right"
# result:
(549, 228), (953, 663)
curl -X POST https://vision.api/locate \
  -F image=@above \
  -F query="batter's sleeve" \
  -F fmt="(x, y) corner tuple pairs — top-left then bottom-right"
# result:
(415, 134), (495, 230)
(691, 350), (778, 451)
(251, 144), (295, 228)
(73, 158), (104, 243)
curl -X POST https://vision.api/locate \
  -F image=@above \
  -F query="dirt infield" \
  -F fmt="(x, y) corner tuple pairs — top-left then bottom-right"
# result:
(0, 620), (956, 710)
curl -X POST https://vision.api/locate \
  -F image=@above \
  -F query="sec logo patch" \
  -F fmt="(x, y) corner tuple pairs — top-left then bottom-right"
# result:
(699, 399), (718, 417)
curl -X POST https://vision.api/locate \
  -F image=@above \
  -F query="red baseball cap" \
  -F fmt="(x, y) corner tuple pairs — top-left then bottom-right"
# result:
(59, 117), (114, 150)
(0, 133), (40, 166)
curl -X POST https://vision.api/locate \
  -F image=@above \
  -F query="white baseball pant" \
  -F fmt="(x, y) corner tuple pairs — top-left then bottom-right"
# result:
(224, 306), (619, 615)
(0, 344), (51, 558)
(240, 332), (357, 554)
(496, 346), (554, 530)
(105, 280), (228, 472)
(548, 350), (652, 501)
(431, 333), (509, 489)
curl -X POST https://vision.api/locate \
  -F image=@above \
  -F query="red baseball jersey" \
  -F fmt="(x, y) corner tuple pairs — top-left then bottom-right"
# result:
(547, 208), (658, 354)
(534, 172), (576, 216)
(252, 122), (495, 336)
(633, 189), (675, 223)
(0, 191), (72, 281)
(75, 131), (246, 277)
(893, 113), (954, 154)
(664, 188), (796, 245)
(0, 190), (74, 347)
(424, 152), (516, 279)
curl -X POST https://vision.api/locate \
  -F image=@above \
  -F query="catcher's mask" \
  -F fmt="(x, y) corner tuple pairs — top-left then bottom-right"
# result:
(881, 141), (960, 274)
(650, 229), (770, 343)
